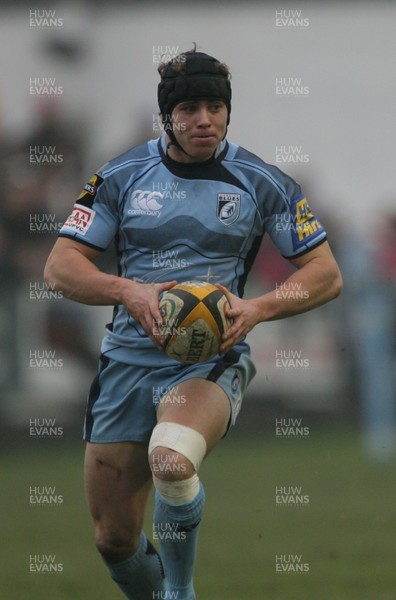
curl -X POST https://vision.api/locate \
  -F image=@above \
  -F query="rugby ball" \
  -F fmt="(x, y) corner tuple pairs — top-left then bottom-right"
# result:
(159, 281), (231, 364)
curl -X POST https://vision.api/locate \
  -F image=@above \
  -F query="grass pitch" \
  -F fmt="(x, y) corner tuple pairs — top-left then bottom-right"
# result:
(1, 429), (395, 600)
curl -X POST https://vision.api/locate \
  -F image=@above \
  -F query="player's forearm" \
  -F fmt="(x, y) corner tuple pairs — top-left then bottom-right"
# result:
(252, 256), (342, 322)
(44, 247), (129, 306)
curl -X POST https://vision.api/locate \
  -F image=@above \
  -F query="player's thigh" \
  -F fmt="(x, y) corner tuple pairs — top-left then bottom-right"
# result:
(84, 440), (152, 530)
(156, 377), (230, 453)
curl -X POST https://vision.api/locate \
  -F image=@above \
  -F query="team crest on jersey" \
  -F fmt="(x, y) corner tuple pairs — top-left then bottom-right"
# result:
(216, 193), (241, 226)
(77, 174), (104, 206)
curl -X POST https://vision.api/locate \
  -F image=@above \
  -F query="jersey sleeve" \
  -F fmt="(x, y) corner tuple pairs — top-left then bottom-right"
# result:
(262, 172), (327, 259)
(228, 145), (327, 260)
(58, 170), (119, 251)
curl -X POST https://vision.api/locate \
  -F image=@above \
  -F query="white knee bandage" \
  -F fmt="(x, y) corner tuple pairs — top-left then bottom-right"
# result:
(153, 473), (200, 505)
(148, 422), (207, 473)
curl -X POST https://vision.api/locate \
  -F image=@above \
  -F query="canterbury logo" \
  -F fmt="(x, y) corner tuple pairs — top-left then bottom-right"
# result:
(130, 190), (163, 211)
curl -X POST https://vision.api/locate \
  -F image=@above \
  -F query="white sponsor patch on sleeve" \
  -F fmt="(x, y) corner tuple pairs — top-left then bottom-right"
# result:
(62, 204), (95, 236)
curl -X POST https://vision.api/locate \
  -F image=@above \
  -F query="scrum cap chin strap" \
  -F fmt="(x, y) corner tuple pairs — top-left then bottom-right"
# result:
(157, 51), (232, 155)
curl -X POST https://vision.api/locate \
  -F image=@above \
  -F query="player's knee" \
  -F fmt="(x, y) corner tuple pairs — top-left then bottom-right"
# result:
(148, 422), (207, 504)
(150, 446), (195, 481)
(148, 422), (207, 477)
(95, 526), (140, 563)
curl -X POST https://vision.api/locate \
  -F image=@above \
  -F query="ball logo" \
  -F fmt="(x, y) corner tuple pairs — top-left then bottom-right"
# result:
(160, 298), (176, 322)
(217, 193), (241, 225)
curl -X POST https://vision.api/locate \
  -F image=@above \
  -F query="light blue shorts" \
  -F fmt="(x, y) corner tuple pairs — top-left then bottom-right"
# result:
(84, 345), (256, 443)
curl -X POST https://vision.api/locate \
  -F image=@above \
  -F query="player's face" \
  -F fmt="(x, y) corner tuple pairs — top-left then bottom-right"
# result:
(167, 99), (228, 163)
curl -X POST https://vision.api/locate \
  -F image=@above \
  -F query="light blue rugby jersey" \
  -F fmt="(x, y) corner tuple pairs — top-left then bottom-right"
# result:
(59, 132), (327, 366)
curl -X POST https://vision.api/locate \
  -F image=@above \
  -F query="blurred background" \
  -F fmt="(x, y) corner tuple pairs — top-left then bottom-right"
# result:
(1, 1), (395, 599)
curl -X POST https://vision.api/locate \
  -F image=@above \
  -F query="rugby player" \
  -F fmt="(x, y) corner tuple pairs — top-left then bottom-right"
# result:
(44, 47), (342, 599)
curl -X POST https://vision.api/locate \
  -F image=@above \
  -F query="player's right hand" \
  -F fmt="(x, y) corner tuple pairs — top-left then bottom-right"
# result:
(120, 279), (177, 350)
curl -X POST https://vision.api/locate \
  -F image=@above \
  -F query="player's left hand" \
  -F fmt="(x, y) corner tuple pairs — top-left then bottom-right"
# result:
(215, 283), (263, 354)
